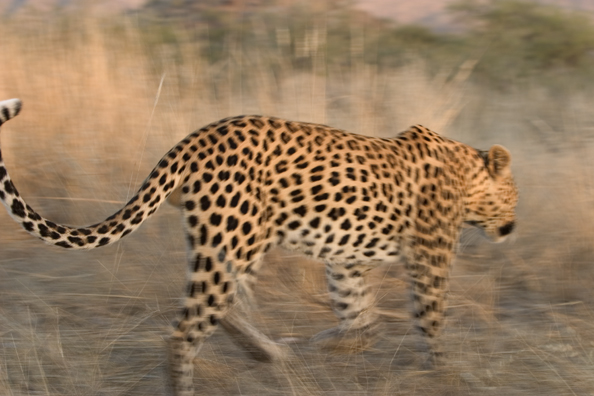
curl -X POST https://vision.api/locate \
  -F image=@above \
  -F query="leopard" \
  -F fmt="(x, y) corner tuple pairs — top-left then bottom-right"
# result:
(0, 98), (518, 396)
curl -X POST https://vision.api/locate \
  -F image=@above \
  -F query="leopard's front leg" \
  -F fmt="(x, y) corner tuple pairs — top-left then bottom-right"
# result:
(405, 234), (455, 366)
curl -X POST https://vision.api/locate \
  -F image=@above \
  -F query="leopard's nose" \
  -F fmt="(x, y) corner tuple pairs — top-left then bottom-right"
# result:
(498, 221), (515, 237)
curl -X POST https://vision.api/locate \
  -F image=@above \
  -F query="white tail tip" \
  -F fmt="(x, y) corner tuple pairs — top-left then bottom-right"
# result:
(0, 99), (22, 126)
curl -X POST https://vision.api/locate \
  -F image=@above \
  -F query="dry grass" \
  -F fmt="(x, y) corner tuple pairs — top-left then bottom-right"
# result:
(1, 10), (594, 396)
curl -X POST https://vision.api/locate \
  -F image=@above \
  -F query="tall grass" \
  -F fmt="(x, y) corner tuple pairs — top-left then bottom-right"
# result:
(1, 9), (594, 396)
(0, 11), (478, 222)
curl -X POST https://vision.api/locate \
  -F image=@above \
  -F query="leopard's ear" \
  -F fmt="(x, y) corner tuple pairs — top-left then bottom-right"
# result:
(487, 145), (511, 178)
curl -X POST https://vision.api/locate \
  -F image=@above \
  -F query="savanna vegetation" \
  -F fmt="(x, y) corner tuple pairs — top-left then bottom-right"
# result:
(1, 0), (594, 394)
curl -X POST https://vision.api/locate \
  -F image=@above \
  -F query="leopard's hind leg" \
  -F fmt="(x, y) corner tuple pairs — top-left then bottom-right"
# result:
(167, 251), (287, 394)
(166, 252), (236, 396)
(220, 257), (290, 362)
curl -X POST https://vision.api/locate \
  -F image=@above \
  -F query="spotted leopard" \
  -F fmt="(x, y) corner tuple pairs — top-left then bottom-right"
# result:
(0, 98), (518, 395)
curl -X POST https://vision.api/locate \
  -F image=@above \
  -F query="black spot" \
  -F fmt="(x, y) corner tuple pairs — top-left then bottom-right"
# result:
(242, 222), (252, 235)
(327, 208), (345, 220)
(28, 212), (42, 221)
(229, 192), (240, 207)
(340, 219), (352, 230)
(234, 172), (246, 184)
(218, 171), (230, 181)
(199, 225), (208, 245)
(207, 134), (218, 144)
(67, 236), (84, 246)
(10, 200), (25, 218)
(275, 213), (288, 226)
(311, 185), (323, 195)
(309, 217), (320, 229)
(111, 224), (126, 235)
(130, 213), (144, 225)
(314, 193), (329, 201)
(314, 204), (326, 212)
(200, 196), (211, 210)
(364, 238), (379, 248)
(212, 233), (222, 247)
(217, 125), (229, 136)
(97, 225), (109, 234)
(4, 180), (15, 195)
(227, 155), (238, 166)
(188, 215), (198, 227)
(205, 257), (213, 271)
(126, 195), (139, 205)
(225, 216), (238, 232)
(275, 160), (288, 173)
(240, 200), (250, 215)
(331, 273), (345, 281)
(288, 221), (301, 230)
(338, 235), (350, 245)
(293, 205), (307, 217)
(210, 213), (222, 226)
(193, 255), (202, 272)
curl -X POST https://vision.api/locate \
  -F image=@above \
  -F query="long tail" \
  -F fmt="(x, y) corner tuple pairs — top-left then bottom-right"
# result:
(0, 98), (188, 249)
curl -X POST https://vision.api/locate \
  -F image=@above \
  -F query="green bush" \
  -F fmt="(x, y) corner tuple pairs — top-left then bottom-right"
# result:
(449, 0), (594, 81)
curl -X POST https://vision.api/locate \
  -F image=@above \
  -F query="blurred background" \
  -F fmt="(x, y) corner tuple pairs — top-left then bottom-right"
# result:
(2, 0), (594, 394)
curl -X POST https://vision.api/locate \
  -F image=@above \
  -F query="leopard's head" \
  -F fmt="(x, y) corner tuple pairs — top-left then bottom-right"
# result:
(464, 145), (518, 242)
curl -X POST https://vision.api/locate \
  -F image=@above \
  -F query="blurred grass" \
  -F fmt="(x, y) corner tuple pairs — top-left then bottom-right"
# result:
(1, 4), (594, 396)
